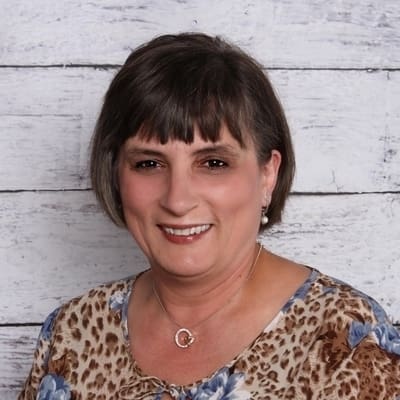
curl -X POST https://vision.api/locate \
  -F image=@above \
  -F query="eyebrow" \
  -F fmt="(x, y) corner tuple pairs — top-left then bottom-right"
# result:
(125, 148), (165, 158)
(192, 144), (241, 159)
(124, 144), (241, 159)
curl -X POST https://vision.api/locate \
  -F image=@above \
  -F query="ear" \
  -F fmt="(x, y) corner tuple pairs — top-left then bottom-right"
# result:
(260, 150), (281, 207)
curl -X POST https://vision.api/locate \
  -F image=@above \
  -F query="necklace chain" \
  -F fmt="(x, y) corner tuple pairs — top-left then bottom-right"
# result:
(152, 242), (263, 349)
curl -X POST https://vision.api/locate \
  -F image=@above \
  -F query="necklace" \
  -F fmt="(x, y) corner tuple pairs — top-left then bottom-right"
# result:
(152, 243), (263, 349)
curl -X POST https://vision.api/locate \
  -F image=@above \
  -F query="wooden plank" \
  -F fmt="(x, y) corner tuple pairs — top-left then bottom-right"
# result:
(0, 68), (111, 190)
(1, 0), (400, 68)
(0, 115), (86, 189)
(0, 392), (21, 400)
(0, 326), (40, 394)
(271, 69), (400, 194)
(0, 191), (399, 324)
(1, 68), (399, 192)
(0, 190), (148, 324)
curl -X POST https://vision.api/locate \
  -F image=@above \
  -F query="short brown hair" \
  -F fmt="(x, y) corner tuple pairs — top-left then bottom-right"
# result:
(90, 33), (295, 231)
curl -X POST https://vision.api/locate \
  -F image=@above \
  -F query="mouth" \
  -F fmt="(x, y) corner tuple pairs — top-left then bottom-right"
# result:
(160, 224), (211, 237)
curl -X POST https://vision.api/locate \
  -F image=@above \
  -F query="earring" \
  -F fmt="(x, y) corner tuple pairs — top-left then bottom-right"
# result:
(261, 207), (269, 225)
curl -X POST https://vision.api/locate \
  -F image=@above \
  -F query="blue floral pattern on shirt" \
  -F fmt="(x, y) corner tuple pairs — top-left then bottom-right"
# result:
(109, 290), (126, 312)
(348, 293), (400, 356)
(281, 269), (317, 313)
(109, 288), (131, 340)
(374, 324), (400, 355)
(36, 373), (71, 400)
(177, 367), (250, 400)
(38, 307), (60, 342)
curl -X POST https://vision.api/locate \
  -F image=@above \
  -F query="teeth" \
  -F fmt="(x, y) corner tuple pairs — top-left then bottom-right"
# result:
(163, 224), (210, 236)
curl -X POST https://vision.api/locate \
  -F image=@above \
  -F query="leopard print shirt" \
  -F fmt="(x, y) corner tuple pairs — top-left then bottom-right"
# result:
(19, 269), (400, 400)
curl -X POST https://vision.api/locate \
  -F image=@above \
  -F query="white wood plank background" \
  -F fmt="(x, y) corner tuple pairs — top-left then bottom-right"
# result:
(1, 0), (400, 68)
(1, 0), (399, 396)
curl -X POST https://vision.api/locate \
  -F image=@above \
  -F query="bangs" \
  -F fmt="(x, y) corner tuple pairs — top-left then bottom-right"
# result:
(121, 49), (249, 147)
(136, 97), (247, 147)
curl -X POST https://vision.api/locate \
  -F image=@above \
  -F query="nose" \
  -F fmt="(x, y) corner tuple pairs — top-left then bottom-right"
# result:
(159, 167), (198, 216)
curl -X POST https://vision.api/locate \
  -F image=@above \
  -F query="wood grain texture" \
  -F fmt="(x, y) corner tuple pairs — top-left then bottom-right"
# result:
(1, 0), (399, 68)
(0, 325), (40, 396)
(1, 191), (399, 324)
(1, 68), (399, 192)
(0, 190), (147, 324)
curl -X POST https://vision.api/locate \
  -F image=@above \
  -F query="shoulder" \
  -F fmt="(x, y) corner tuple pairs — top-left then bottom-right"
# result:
(304, 269), (399, 348)
(312, 273), (400, 368)
(277, 269), (394, 353)
(282, 268), (400, 360)
(20, 275), (143, 399)
(298, 269), (391, 326)
(22, 275), (138, 395)
(286, 270), (400, 397)
(38, 275), (137, 345)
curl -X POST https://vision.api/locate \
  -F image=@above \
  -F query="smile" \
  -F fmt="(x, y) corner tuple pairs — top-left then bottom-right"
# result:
(161, 224), (211, 237)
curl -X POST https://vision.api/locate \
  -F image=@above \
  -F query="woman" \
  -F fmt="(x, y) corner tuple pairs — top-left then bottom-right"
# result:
(20, 33), (400, 399)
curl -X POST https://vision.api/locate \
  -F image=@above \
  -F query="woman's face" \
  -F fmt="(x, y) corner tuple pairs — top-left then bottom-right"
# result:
(118, 125), (281, 280)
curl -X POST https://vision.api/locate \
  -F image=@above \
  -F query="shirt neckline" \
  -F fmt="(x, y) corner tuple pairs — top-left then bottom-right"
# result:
(118, 267), (320, 391)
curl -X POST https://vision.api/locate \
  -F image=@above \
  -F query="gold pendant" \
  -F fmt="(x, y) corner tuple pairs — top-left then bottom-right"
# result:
(175, 328), (195, 348)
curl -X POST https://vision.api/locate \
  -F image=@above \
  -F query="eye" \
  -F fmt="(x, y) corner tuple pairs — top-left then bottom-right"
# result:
(133, 160), (161, 170)
(204, 159), (228, 169)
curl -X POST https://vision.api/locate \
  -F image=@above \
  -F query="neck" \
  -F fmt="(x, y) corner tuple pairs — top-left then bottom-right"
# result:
(150, 242), (263, 329)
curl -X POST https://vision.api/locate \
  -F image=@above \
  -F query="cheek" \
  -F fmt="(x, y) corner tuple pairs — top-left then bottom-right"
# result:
(118, 172), (156, 214)
(118, 175), (156, 248)
(205, 173), (263, 215)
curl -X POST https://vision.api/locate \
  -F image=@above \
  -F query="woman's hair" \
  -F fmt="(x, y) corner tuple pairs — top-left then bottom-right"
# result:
(90, 32), (295, 231)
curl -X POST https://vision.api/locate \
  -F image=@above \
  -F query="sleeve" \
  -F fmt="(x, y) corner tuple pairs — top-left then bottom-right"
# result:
(17, 307), (61, 400)
(340, 299), (400, 399)
(307, 294), (400, 399)
(346, 317), (400, 399)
